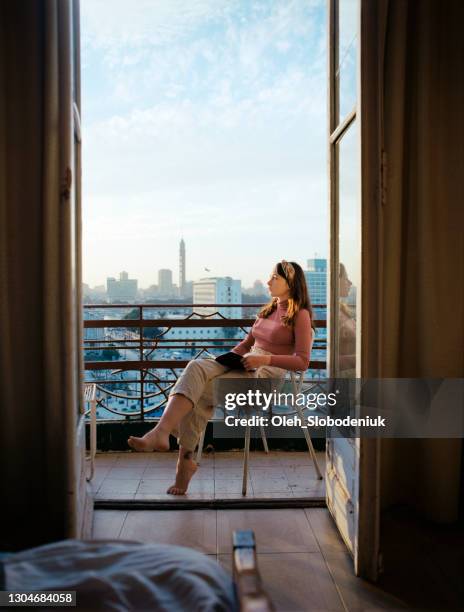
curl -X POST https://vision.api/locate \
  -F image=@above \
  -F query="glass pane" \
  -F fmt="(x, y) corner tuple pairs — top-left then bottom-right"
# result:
(337, 122), (359, 376)
(336, 0), (357, 123)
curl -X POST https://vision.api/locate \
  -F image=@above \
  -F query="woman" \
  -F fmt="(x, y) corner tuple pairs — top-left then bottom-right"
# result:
(339, 262), (356, 376)
(128, 260), (314, 495)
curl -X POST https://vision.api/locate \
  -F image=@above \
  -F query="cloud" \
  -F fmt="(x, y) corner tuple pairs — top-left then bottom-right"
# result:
(83, 58), (327, 197)
(81, 0), (326, 109)
(81, 1), (324, 51)
(81, 0), (233, 50)
(80, 0), (329, 286)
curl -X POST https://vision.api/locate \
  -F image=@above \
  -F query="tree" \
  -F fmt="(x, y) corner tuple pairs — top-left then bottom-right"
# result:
(102, 343), (120, 360)
(124, 308), (139, 319)
(223, 326), (240, 339)
(241, 293), (267, 318)
(142, 326), (163, 339)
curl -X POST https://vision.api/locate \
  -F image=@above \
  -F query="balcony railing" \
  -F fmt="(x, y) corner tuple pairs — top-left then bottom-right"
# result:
(83, 303), (327, 421)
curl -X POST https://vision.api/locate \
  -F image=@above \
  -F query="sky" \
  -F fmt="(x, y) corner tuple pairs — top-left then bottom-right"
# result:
(81, 0), (328, 289)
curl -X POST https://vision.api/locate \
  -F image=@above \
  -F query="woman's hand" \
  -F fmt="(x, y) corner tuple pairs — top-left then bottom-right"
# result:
(241, 354), (271, 371)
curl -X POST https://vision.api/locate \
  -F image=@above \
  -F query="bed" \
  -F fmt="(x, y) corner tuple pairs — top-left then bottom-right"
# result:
(0, 531), (272, 611)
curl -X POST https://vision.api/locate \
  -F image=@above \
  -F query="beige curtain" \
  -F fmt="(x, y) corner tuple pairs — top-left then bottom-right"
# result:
(0, 0), (80, 549)
(379, 0), (464, 521)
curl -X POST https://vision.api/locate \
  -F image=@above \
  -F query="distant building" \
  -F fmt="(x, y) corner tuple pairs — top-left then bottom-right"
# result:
(158, 269), (174, 296)
(162, 316), (225, 341)
(82, 283), (107, 303)
(243, 279), (267, 296)
(83, 309), (105, 357)
(193, 277), (242, 319)
(179, 238), (186, 297)
(106, 271), (138, 302)
(305, 258), (327, 307)
(143, 284), (159, 299)
(183, 280), (193, 299)
(305, 258), (327, 377)
(91, 285), (107, 300)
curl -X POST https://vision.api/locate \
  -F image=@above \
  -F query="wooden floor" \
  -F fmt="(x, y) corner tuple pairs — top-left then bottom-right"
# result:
(91, 453), (463, 610)
(92, 506), (407, 611)
(91, 450), (326, 500)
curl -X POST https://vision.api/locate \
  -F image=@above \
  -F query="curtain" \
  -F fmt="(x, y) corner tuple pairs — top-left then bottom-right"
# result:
(380, 0), (464, 521)
(0, 0), (81, 550)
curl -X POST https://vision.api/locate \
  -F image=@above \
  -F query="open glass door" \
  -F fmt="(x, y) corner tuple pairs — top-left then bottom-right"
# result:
(326, 0), (380, 580)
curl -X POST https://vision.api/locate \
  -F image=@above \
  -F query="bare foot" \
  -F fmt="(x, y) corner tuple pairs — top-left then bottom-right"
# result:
(167, 455), (198, 495)
(127, 426), (170, 452)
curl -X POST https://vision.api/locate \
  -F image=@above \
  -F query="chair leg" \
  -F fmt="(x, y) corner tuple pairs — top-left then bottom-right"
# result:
(259, 424), (269, 453)
(296, 406), (323, 479)
(242, 425), (251, 496)
(196, 429), (206, 465)
(90, 397), (96, 479)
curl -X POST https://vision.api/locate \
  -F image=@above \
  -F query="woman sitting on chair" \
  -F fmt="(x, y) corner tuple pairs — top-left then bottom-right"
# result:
(128, 260), (314, 495)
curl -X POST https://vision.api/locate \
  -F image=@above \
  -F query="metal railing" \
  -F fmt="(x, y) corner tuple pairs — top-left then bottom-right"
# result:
(83, 303), (327, 420)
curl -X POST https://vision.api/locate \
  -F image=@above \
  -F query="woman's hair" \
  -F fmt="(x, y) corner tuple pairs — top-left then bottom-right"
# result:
(258, 260), (314, 328)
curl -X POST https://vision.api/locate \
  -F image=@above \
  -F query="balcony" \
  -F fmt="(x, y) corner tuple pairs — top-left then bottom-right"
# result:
(84, 303), (327, 503)
(83, 302), (327, 422)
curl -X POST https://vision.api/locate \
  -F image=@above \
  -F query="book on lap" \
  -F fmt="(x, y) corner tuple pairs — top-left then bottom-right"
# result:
(215, 352), (245, 370)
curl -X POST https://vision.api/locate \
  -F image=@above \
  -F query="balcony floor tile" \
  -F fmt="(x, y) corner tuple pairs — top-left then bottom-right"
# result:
(93, 450), (326, 501)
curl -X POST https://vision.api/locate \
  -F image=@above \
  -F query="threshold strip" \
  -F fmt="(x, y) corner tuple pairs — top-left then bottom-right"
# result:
(94, 497), (326, 511)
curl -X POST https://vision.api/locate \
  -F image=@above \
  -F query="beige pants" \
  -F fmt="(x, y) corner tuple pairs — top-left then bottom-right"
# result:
(169, 347), (286, 451)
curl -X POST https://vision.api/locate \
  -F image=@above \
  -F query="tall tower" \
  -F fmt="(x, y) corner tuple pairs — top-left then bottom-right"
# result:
(179, 238), (186, 297)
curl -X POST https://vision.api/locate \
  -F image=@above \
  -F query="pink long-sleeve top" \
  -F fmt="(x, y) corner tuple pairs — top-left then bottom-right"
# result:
(232, 300), (313, 371)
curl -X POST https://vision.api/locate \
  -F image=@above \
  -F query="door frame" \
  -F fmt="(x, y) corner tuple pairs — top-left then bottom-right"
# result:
(327, 0), (382, 581)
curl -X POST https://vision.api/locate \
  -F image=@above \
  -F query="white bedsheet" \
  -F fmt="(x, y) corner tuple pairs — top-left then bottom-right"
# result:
(2, 539), (238, 611)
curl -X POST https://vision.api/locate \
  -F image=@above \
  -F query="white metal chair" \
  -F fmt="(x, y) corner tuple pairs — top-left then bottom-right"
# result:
(195, 368), (323, 496)
(276, 369), (323, 479)
(84, 382), (97, 481)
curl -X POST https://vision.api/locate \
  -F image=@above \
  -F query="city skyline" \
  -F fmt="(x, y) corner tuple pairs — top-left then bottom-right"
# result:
(83, 269), (266, 292)
(84, 238), (328, 291)
(83, 251), (336, 300)
(81, 0), (328, 288)
(83, 249), (327, 292)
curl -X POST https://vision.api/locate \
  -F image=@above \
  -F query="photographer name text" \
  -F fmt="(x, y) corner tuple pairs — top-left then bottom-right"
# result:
(224, 415), (386, 428)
